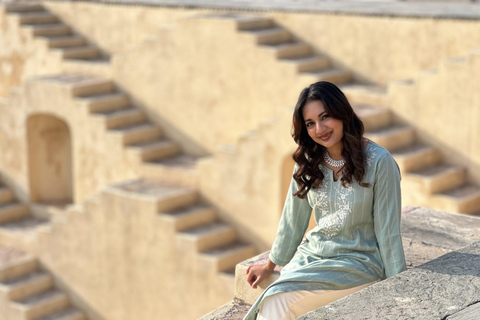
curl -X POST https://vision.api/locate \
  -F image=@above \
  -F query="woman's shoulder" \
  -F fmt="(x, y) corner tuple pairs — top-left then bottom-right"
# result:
(365, 140), (395, 167)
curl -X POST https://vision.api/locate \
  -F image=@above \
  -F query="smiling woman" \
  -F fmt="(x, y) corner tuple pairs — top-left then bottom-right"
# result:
(243, 82), (407, 320)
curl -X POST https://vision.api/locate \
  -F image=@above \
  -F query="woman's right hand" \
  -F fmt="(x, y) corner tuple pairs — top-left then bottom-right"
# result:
(246, 262), (275, 289)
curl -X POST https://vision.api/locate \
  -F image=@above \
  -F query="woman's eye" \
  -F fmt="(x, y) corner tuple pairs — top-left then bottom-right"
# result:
(322, 115), (330, 120)
(306, 122), (313, 127)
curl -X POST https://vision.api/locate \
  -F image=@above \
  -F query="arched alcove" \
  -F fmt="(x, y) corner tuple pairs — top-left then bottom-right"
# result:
(27, 114), (73, 204)
(280, 154), (316, 232)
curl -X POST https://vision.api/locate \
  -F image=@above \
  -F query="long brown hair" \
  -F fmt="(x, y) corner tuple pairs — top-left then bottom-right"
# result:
(292, 81), (370, 198)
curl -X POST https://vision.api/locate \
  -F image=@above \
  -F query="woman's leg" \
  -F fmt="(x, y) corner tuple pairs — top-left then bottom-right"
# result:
(257, 281), (377, 320)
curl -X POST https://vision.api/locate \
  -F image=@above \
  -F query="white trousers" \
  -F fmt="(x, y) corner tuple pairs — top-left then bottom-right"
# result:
(257, 281), (377, 320)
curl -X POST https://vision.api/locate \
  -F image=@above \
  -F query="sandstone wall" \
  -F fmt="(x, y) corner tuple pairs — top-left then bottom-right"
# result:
(389, 51), (480, 184)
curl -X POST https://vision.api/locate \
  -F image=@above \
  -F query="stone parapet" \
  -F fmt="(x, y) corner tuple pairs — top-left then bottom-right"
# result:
(200, 206), (480, 319)
(43, 0), (480, 19)
(299, 240), (480, 319)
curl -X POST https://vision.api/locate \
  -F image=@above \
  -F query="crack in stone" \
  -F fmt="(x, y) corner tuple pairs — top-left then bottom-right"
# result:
(440, 300), (480, 320)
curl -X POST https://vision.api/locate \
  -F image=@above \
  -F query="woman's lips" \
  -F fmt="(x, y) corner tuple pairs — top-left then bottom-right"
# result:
(319, 132), (332, 141)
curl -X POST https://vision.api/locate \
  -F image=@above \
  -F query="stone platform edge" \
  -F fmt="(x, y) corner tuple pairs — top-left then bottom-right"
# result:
(201, 240), (480, 320)
(299, 240), (480, 320)
(26, 0), (480, 20)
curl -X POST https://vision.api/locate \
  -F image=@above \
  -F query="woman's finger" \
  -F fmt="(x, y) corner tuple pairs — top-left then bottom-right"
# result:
(252, 276), (261, 289)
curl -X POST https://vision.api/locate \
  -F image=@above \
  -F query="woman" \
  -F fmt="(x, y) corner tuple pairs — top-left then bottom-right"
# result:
(243, 81), (406, 320)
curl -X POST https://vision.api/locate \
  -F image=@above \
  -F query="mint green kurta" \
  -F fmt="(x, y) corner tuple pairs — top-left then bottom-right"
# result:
(243, 141), (407, 320)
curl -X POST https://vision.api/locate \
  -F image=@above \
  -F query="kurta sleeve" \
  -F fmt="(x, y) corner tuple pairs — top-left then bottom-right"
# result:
(373, 153), (407, 278)
(269, 164), (312, 266)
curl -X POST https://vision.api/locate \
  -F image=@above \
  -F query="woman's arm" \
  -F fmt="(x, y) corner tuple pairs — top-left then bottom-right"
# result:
(269, 164), (313, 266)
(246, 164), (313, 288)
(373, 153), (407, 278)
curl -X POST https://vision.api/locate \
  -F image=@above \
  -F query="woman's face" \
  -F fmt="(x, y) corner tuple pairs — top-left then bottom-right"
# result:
(302, 100), (344, 155)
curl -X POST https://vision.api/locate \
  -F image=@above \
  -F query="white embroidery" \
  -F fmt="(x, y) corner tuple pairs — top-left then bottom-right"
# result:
(311, 167), (354, 238)
(366, 146), (377, 169)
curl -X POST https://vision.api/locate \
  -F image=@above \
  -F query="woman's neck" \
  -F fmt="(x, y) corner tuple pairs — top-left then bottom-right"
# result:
(326, 145), (343, 160)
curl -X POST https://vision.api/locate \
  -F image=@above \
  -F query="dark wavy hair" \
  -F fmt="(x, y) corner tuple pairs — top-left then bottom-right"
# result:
(292, 81), (370, 198)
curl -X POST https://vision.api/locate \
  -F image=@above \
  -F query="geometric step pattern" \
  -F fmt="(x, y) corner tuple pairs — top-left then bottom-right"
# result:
(33, 74), (199, 185)
(0, 256), (86, 320)
(235, 16), (352, 86)
(0, 183), (30, 226)
(159, 194), (257, 276)
(112, 179), (257, 279)
(231, 15), (480, 215)
(0, 180), (50, 246)
(4, 2), (103, 62)
(353, 99), (480, 215)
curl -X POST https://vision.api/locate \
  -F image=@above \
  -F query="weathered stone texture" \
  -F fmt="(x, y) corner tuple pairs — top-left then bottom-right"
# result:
(401, 206), (480, 268)
(200, 298), (252, 320)
(299, 241), (480, 320)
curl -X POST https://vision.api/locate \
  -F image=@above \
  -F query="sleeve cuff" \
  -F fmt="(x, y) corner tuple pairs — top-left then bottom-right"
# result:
(268, 251), (290, 267)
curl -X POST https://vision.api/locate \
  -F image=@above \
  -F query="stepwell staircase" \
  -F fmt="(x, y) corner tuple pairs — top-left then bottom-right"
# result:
(113, 179), (256, 279)
(34, 73), (199, 187)
(0, 179), (50, 250)
(0, 71), (256, 288)
(1, 2), (111, 75)
(225, 15), (480, 215)
(0, 256), (86, 320)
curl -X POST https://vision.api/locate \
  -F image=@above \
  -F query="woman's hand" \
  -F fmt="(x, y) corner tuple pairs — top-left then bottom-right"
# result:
(246, 260), (276, 289)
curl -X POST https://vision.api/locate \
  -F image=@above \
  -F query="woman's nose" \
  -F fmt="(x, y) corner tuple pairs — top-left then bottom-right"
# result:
(315, 122), (324, 133)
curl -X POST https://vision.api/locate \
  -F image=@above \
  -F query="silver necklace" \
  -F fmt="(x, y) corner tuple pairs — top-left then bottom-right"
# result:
(323, 151), (345, 168)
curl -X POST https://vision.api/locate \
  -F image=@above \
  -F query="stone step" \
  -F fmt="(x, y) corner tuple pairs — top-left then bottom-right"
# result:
(0, 186), (15, 205)
(392, 144), (441, 173)
(236, 17), (274, 30)
(0, 203), (29, 224)
(140, 155), (199, 188)
(69, 78), (115, 97)
(353, 104), (392, 132)
(198, 243), (256, 273)
(62, 58), (112, 78)
(301, 69), (353, 85)
(177, 223), (237, 252)
(365, 126), (415, 151)
(18, 12), (58, 25)
(0, 272), (53, 302)
(77, 92), (130, 113)
(248, 28), (292, 45)
(263, 41), (312, 59)
(432, 184), (480, 214)
(161, 205), (216, 231)
(0, 257), (37, 283)
(60, 46), (100, 60)
(36, 307), (86, 320)
(405, 164), (466, 195)
(4, 3), (45, 13)
(340, 83), (388, 106)
(97, 108), (147, 130)
(127, 139), (181, 162)
(112, 123), (163, 146)
(14, 290), (70, 320)
(29, 24), (70, 37)
(154, 187), (198, 213)
(281, 55), (330, 73)
(47, 35), (86, 48)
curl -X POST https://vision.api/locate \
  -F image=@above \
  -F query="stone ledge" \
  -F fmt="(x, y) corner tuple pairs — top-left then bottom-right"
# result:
(202, 206), (480, 319)
(235, 206), (480, 304)
(199, 298), (251, 320)
(299, 240), (480, 320)
(42, 0), (480, 20)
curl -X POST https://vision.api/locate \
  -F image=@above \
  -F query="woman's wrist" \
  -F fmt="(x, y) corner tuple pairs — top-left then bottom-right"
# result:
(264, 259), (276, 273)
